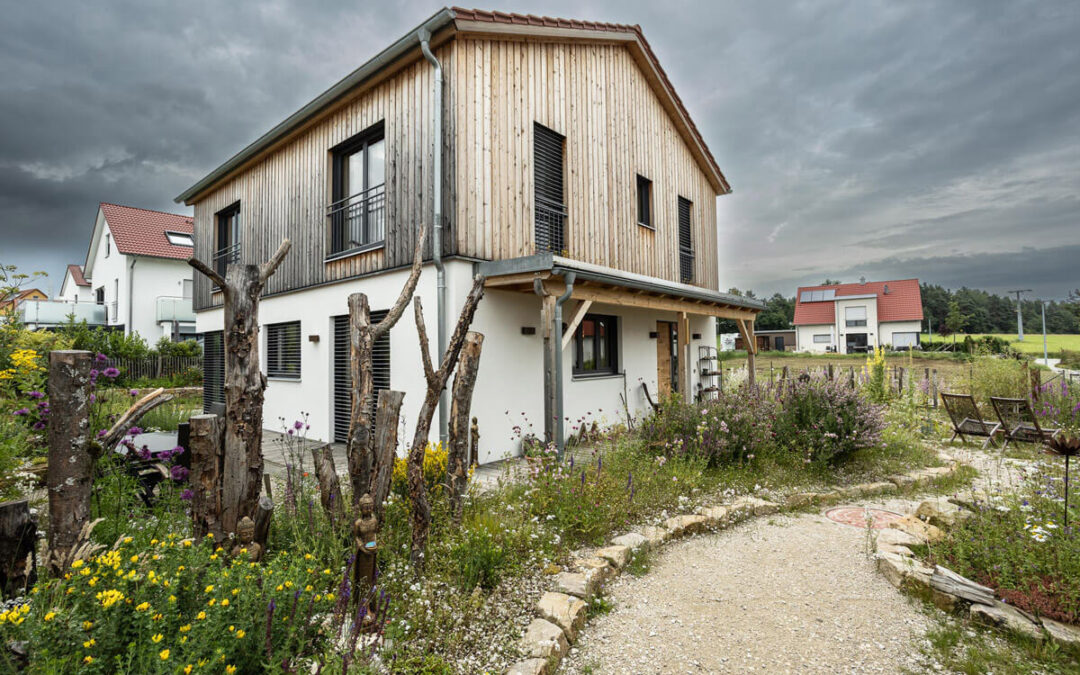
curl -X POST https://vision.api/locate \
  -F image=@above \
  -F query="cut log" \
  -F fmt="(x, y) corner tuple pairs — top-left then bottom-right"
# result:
(189, 414), (225, 540)
(98, 388), (175, 455)
(369, 389), (404, 519)
(253, 496), (274, 550)
(0, 499), (37, 595)
(448, 332), (484, 524)
(46, 350), (94, 575)
(930, 565), (995, 606)
(311, 444), (344, 520)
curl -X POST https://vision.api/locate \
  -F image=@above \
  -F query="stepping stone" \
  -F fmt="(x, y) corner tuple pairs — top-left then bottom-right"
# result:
(505, 658), (549, 675)
(731, 496), (780, 517)
(520, 618), (569, 659)
(611, 532), (647, 551)
(876, 527), (924, 548)
(536, 592), (587, 641)
(915, 498), (971, 528)
(664, 514), (709, 537)
(971, 602), (1045, 640)
(576, 557), (613, 582)
(876, 551), (933, 590)
(888, 474), (917, 488)
(889, 515), (945, 544)
(595, 545), (630, 570)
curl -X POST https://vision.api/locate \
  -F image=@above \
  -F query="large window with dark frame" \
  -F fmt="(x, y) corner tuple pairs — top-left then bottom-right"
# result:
(677, 196), (694, 283)
(636, 174), (653, 229)
(266, 321), (301, 380)
(214, 203), (241, 278)
(573, 314), (618, 376)
(329, 123), (386, 257)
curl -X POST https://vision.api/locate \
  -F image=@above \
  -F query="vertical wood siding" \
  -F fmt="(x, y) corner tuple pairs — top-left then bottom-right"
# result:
(453, 38), (721, 290)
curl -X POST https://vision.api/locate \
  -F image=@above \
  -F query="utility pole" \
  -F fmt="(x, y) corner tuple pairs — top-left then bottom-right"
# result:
(1042, 301), (1049, 366)
(1007, 289), (1032, 341)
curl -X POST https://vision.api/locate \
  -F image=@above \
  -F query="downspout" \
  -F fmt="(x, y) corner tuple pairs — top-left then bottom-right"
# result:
(419, 30), (448, 444)
(127, 258), (137, 336)
(553, 272), (575, 459)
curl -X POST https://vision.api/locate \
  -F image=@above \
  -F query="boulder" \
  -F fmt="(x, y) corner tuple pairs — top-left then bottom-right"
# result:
(876, 551), (933, 590)
(915, 498), (971, 529)
(970, 602), (1045, 640)
(889, 514), (945, 544)
(1041, 617), (1080, 646)
(610, 532), (647, 551)
(575, 557), (612, 583)
(877, 542), (914, 557)
(505, 658), (548, 675)
(555, 571), (599, 599)
(784, 493), (818, 509)
(595, 545), (630, 570)
(536, 592), (587, 641)
(700, 505), (729, 525)
(520, 618), (569, 660)
(876, 527), (924, 548)
(664, 514), (709, 537)
(948, 490), (992, 511)
(888, 474), (917, 489)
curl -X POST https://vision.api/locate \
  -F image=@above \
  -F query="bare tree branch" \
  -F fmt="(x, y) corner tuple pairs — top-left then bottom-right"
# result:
(98, 388), (175, 456)
(374, 225), (426, 340)
(414, 296), (436, 386)
(436, 277), (486, 376)
(258, 239), (292, 283)
(188, 257), (226, 291)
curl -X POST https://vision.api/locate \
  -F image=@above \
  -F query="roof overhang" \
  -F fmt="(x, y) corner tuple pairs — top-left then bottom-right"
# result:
(175, 7), (729, 205)
(476, 253), (763, 321)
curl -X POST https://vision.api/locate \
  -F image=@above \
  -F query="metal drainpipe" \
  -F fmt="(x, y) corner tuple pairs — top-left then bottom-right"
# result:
(127, 258), (136, 336)
(419, 31), (448, 445)
(553, 272), (575, 459)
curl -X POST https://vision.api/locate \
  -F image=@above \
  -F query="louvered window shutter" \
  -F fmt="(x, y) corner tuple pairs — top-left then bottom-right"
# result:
(202, 330), (225, 412)
(678, 197), (694, 283)
(332, 311), (390, 443)
(266, 321), (302, 379)
(534, 123), (566, 253)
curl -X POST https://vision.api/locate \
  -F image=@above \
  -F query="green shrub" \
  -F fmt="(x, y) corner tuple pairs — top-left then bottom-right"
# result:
(640, 391), (776, 466)
(773, 376), (885, 464)
(1060, 349), (1080, 371)
(449, 524), (508, 591)
(960, 356), (1031, 402)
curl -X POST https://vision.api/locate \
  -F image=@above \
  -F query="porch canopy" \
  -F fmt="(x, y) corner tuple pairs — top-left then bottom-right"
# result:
(475, 253), (764, 451)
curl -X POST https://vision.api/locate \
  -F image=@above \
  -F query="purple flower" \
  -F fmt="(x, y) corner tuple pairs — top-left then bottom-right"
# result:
(287, 428), (294, 436)
(180, 488), (194, 501)
(95, 353), (107, 363)
(32, 421), (46, 430)
(128, 426), (142, 437)
(138, 447), (151, 461)
(27, 391), (44, 400)
(13, 408), (31, 417)
(89, 394), (96, 403)
(170, 465), (190, 481)
(129, 389), (138, 397)
(102, 367), (120, 379)
(293, 420), (304, 430)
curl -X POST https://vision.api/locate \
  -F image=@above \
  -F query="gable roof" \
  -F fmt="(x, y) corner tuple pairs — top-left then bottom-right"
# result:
(793, 279), (924, 326)
(176, 7), (729, 204)
(99, 203), (194, 261)
(66, 264), (90, 287)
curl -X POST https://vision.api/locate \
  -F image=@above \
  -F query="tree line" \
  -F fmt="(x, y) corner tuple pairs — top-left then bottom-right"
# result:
(718, 283), (1080, 335)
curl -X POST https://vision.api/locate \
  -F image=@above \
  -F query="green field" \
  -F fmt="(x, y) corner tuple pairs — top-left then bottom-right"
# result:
(922, 333), (1080, 355)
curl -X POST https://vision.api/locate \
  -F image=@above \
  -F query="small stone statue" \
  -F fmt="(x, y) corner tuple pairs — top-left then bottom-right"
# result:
(470, 417), (480, 467)
(352, 493), (378, 602)
(231, 516), (262, 562)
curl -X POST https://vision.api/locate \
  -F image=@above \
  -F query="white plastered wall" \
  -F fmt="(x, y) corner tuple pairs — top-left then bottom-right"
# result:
(796, 324), (835, 353)
(834, 297), (879, 354)
(879, 320), (923, 348)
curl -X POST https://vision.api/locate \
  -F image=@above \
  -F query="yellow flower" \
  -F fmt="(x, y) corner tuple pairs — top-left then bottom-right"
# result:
(159, 649), (170, 661)
(83, 639), (96, 648)
(184, 666), (193, 675)
(304, 553), (313, 560)
(135, 602), (151, 612)
(325, 593), (335, 602)
(82, 621), (94, 630)
(228, 625), (235, 632)
(231, 588), (240, 596)
(152, 613), (163, 621)
(71, 560), (84, 569)
(183, 540), (192, 548)
(196, 611), (206, 621)
(123, 537), (133, 544)
(88, 576), (98, 587)
(205, 585), (214, 594)
(210, 554), (218, 561)
(208, 598), (216, 607)
(151, 539), (159, 545)
(180, 635), (188, 644)
(95, 589), (124, 608)
(226, 666), (237, 674)
(275, 584), (283, 592)
(235, 630), (245, 639)
(304, 585), (313, 592)
(83, 656), (93, 665)
(44, 612), (55, 622)
(168, 594), (177, 603)
(221, 599), (229, 607)
(152, 633), (163, 644)
(206, 532), (213, 539)
(129, 555), (138, 563)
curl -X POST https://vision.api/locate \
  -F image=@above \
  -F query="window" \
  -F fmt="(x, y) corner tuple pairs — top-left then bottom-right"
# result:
(182, 279), (193, 300)
(813, 334), (832, 344)
(202, 330), (225, 411)
(266, 321), (301, 379)
(845, 306), (867, 328)
(104, 233), (110, 258)
(636, 175), (653, 228)
(573, 314), (618, 376)
(678, 196), (693, 283)
(892, 332), (919, 349)
(330, 123), (386, 256)
(95, 287), (104, 305)
(166, 231), (194, 247)
(534, 122), (566, 253)
(215, 203), (241, 278)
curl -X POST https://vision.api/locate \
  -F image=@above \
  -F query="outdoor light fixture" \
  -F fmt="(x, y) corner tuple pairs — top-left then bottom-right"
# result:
(692, 333), (702, 340)
(521, 326), (536, 335)
(308, 335), (320, 343)
(649, 331), (658, 339)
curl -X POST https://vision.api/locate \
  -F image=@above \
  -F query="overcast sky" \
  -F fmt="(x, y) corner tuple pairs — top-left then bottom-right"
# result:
(1, 0), (1077, 299)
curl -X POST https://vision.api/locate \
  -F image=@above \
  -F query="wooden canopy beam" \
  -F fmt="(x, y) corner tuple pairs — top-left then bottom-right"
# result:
(736, 318), (757, 386)
(502, 280), (760, 321)
(561, 299), (593, 350)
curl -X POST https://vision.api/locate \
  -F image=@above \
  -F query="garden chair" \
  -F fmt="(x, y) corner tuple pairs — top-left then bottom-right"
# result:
(940, 392), (1001, 449)
(989, 396), (1062, 449)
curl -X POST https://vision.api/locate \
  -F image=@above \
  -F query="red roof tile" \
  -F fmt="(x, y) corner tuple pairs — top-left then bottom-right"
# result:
(793, 279), (923, 326)
(451, 8), (729, 193)
(99, 203), (194, 261)
(66, 264), (90, 287)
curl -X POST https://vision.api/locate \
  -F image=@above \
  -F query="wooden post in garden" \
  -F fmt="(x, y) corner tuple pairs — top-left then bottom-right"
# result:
(189, 239), (291, 536)
(827, 364), (834, 382)
(448, 332), (485, 524)
(189, 414), (224, 540)
(408, 278), (485, 570)
(346, 229), (425, 508)
(0, 499), (38, 595)
(311, 445), (344, 520)
(1031, 366), (1042, 400)
(780, 366), (789, 382)
(370, 390), (405, 519)
(932, 369), (939, 406)
(848, 366), (855, 389)
(45, 350), (93, 575)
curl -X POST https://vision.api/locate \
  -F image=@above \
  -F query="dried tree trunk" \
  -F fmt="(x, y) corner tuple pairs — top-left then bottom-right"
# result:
(448, 332), (484, 524)
(346, 227), (425, 507)
(0, 499), (38, 595)
(370, 389), (404, 519)
(312, 445), (344, 519)
(189, 414), (225, 540)
(408, 277), (486, 570)
(45, 350), (93, 575)
(254, 496), (274, 550)
(190, 239), (290, 536)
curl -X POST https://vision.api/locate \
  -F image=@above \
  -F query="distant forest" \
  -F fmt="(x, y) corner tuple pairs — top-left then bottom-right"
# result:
(719, 284), (1080, 335)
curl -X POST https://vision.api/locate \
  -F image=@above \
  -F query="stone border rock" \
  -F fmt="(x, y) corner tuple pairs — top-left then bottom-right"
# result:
(872, 495), (1080, 650)
(505, 457), (967, 674)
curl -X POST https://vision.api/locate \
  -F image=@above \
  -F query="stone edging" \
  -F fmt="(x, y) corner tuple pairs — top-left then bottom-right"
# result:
(505, 461), (963, 674)
(873, 495), (1080, 649)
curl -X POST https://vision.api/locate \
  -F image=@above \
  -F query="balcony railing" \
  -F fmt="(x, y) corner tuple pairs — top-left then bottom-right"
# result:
(679, 248), (694, 284)
(17, 300), (106, 327)
(156, 296), (196, 323)
(213, 242), (241, 278)
(535, 196), (566, 254)
(327, 183), (386, 257)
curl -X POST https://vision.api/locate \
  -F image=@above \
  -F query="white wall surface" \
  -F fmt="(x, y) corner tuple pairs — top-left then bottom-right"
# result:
(879, 320), (923, 348)
(797, 324), (835, 352)
(834, 297), (878, 354)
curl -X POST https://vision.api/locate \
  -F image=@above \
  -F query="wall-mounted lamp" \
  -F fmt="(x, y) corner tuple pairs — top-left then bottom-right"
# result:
(692, 333), (702, 340)
(649, 331), (658, 339)
(308, 335), (320, 343)
(521, 326), (536, 336)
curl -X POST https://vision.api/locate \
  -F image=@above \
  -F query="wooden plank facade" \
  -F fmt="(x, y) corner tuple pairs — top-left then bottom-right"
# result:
(189, 29), (724, 311)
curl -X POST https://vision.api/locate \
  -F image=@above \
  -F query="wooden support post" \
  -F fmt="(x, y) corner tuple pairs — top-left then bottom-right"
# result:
(448, 332), (485, 524)
(932, 369), (939, 407)
(262, 473), (273, 501)
(0, 499), (38, 595)
(849, 366), (856, 389)
(561, 300), (593, 350)
(678, 312), (690, 397)
(311, 444), (344, 520)
(781, 366), (790, 382)
(46, 350), (93, 575)
(735, 318), (756, 386)
(1031, 366), (1042, 400)
(370, 389), (404, 518)
(253, 496), (273, 551)
(539, 289), (557, 444)
(189, 414), (225, 541)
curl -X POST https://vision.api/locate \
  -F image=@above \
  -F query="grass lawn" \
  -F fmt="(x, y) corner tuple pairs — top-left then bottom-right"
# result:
(923, 333), (1080, 356)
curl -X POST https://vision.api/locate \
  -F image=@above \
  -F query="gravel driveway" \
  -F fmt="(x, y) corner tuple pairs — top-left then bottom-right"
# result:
(561, 509), (933, 674)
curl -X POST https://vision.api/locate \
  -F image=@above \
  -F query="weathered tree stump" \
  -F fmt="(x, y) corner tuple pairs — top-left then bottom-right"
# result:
(0, 499), (38, 595)
(45, 350), (93, 575)
(189, 414), (225, 540)
(448, 332), (484, 524)
(311, 444), (344, 520)
(370, 389), (404, 519)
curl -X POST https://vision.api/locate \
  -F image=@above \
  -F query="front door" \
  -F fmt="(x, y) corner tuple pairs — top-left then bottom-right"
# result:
(774, 336), (785, 351)
(845, 333), (868, 354)
(656, 321), (678, 397)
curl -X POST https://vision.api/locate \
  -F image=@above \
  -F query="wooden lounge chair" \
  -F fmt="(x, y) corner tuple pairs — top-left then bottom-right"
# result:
(989, 396), (1062, 449)
(940, 392), (1001, 449)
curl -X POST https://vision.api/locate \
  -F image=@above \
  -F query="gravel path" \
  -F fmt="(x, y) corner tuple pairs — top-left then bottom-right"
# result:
(562, 508), (934, 674)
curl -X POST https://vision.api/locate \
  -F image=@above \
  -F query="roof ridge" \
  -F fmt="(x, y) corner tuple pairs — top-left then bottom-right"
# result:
(100, 202), (193, 220)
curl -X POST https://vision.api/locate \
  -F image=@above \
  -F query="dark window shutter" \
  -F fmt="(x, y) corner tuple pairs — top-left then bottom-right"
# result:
(678, 197), (694, 283)
(333, 311), (390, 443)
(266, 321), (302, 379)
(534, 123), (566, 253)
(637, 175), (652, 227)
(202, 330), (225, 412)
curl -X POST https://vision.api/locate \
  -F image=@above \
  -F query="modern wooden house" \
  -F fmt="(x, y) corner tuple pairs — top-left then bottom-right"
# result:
(176, 7), (762, 461)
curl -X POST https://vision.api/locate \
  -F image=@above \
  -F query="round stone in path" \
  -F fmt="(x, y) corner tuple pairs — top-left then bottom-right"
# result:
(825, 506), (904, 529)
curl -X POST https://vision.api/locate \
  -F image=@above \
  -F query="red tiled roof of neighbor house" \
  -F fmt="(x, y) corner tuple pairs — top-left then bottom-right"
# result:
(99, 203), (194, 261)
(451, 7), (729, 192)
(66, 264), (90, 287)
(793, 279), (924, 326)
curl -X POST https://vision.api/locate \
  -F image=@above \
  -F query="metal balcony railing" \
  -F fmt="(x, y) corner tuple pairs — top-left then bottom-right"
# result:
(156, 296), (196, 323)
(17, 300), (106, 327)
(327, 183), (386, 256)
(679, 248), (695, 284)
(213, 242), (241, 277)
(535, 196), (567, 254)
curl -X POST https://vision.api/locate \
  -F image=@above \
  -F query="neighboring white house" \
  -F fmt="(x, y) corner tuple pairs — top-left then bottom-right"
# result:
(793, 279), (924, 354)
(57, 203), (197, 341)
(175, 8), (765, 462)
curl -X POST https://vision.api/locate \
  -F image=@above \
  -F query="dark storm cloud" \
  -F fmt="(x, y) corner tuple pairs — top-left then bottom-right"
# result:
(1, 1), (1078, 299)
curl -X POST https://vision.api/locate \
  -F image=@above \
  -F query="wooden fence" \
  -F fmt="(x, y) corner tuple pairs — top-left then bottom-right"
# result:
(710, 363), (942, 407)
(107, 356), (203, 381)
